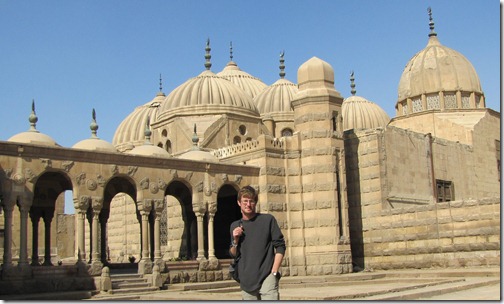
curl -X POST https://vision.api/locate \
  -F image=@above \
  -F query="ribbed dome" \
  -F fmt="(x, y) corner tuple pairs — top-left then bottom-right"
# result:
(8, 101), (59, 147)
(217, 61), (267, 99)
(342, 95), (390, 131)
(158, 70), (259, 119)
(397, 36), (482, 102)
(255, 79), (298, 114)
(113, 92), (165, 151)
(396, 12), (484, 116)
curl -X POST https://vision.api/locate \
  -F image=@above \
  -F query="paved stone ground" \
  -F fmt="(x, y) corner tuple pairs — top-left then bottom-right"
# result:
(1, 266), (500, 301)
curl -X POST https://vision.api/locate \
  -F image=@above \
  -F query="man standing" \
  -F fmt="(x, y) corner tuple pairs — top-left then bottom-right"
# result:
(229, 185), (286, 300)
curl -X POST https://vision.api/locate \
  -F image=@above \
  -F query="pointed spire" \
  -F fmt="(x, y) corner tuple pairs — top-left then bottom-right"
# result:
(192, 123), (199, 150)
(28, 99), (38, 132)
(350, 71), (356, 96)
(90, 108), (99, 138)
(229, 41), (233, 61)
(279, 50), (285, 79)
(144, 116), (152, 144)
(427, 7), (437, 37)
(157, 73), (165, 97)
(204, 38), (212, 70)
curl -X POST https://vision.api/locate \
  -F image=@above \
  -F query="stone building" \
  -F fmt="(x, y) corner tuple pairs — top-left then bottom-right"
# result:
(0, 9), (500, 294)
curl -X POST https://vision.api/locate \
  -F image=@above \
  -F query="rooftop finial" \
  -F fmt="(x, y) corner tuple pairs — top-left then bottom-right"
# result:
(159, 73), (163, 92)
(90, 108), (98, 138)
(350, 71), (356, 96)
(28, 99), (38, 132)
(144, 116), (152, 144)
(428, 7), (437, 37)
(204, 38), (212, 70)
(279, 50), (285, 79)
(192, 123), (199, 150)
(230, 41), (233, 61)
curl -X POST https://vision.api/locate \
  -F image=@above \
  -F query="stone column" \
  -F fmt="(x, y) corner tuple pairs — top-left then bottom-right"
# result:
(74, 195), (90, 262)
(29, 209), (41, 265)
(207, 201), (217, 260)
(91, 207), (101, 262)
(18, 202), (31, 267)
(195, 212), (205, 261)
(138, 199), (153, 275)
(99, 209), (110, 263)
(1, 203), (14, 267)
(153, 199), (163, 263)
(42, 209), (54, 266)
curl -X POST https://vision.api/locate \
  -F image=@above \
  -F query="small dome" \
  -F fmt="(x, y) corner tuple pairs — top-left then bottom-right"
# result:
(255, 79), (298, 114)
(113, 92), (165, 151)
(342, 95), (390, 131)
(73, 109), (117, 152)
(255, 52), (298, 114)
(126, 116), (171, 158)
(217, 61), (267, 99)
(8, 101), (59, 147)
(297, 57), (342, 98)
(127, 144), (171, 158)
(178, 149), (218, 162)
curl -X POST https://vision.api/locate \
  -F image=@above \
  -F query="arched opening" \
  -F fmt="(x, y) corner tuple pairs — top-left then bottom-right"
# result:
(214, 184), (240, 259)
(165, 181), (197, 260)
(102, 176), (137, 265)
(30, 171), (72, 266)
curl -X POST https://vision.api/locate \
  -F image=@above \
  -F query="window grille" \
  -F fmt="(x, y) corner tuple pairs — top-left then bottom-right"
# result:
(412, 98), (422, 113)
(444, 93), (457, 109)
(427, 94), (440, 110)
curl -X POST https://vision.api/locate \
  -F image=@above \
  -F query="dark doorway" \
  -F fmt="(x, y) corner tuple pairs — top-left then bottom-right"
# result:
(214, 184), (241, 259)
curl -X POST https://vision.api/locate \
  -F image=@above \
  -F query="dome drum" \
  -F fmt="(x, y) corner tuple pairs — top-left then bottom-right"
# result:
(396, 90), (485, 116)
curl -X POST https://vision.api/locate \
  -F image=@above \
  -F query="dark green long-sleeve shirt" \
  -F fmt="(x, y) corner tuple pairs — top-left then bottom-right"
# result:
(229, 213), (286, 292)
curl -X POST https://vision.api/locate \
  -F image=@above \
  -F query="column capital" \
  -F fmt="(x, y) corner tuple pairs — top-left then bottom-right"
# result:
(74, 195), (90, 211)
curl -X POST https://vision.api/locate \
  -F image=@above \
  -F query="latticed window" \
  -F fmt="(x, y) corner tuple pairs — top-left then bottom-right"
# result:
(160, 199), (168, 246)
(281, 128), (293, 137)
(427, 94), (440, 110)
(436, 180), (453, 202)
(462, 95), (471, 108)
(412, 98), (422, 113)
(444, 93), (457, 109)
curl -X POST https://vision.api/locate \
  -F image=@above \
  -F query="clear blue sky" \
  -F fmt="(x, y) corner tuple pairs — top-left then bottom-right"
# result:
(0, 0), (500, 148)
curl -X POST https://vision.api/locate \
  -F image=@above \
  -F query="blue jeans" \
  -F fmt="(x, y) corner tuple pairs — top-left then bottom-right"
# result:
(241, 273), (280, 300)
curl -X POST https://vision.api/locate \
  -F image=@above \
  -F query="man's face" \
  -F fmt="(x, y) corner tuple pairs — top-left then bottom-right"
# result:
(238, 195), (257, 216)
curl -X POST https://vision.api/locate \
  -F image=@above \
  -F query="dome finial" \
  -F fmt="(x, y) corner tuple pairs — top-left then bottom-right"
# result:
(279, 50), (285, 79)
(229, 41), (233, 61)
(192, 123), (199, 150)
(428, 7), (437, 37)
(144, 116), (152, 144)
(159, 73), (163, 92)
(90, 108), (99, 138)
(28, 99), (38, 132)
(204, 38), (212, 70)
(350, 71), (356, 96)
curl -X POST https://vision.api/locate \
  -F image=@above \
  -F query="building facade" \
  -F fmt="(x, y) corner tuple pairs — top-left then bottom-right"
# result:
(0, 10), (500, 294)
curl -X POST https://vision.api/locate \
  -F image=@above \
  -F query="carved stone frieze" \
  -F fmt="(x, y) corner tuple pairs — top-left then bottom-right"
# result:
(127, 166), (138, 177)
(150, 182), (159, 194)
(140, 177), (149, 190)
(75, 195), (90, 210)
(96, 174), (106, 187)
(76, 173), (86, 186)
(110, 164), (119, 175)
(86, 179), (97, 191)
(157, 178), (167, 191)
(91, 196), (103, 210)
(234, 175), (243, 184)
(40, 158), (52, 169)
(62, 161), (74, 172)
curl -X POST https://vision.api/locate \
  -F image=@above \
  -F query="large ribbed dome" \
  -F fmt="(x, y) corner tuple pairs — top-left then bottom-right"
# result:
(396, 10), (484, 116)
(217, 61), (267, 99)
(113, 92), (165, 152)
(8, 101), (59, 147)
(158, 70), (259, 119)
